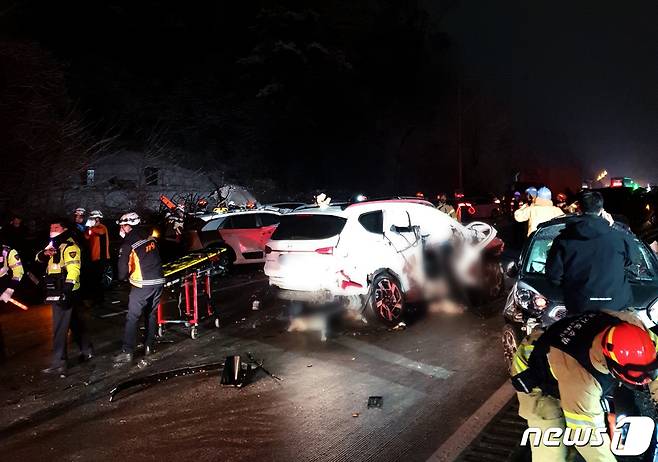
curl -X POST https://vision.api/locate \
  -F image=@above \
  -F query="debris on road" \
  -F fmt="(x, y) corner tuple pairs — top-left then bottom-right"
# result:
(109, 362), (225, 402)
(307, 364), (313, 368)
(390, 322), (406, 331)
(352, 412), (360, 418)
(367, 396), (383, 408)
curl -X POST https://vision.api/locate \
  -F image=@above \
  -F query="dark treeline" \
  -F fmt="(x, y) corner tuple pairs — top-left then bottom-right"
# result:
(1, 0), (566, 203)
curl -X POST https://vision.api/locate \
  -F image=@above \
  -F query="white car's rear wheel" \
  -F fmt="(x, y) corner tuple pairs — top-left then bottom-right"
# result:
(365, 273), (405, 326)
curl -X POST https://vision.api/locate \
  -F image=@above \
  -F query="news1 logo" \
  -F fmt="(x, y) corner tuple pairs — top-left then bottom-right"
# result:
(521, 416), (655, 456)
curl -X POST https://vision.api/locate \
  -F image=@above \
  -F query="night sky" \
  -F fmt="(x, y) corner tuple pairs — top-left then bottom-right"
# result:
(439, 0), (658, 184)
(1, 0), (656, 199)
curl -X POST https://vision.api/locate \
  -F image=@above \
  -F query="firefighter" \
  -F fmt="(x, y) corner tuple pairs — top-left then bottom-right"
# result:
(84, 210), (111, 302)
(0, 239), (24, 304)
(37, 219), (93, 376)
(514, 187), (564, 236)
(436, 193), (456, 218)
(114, 213), (165, 365)
(511, 311), (658, 462)
(72, 208), (87, 234)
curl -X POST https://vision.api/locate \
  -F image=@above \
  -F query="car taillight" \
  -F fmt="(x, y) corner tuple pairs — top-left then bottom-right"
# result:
(315, 247), (334, 255)
(264, 245), (272, 255)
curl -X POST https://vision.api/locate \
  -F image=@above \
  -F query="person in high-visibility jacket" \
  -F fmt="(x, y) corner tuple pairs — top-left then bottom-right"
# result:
(511, 311), (658, 462)
(37, 219), (93, 376)
(114, 213), (165, 365)
(0, 241), (24, 303)
(84, 210), (111, 303)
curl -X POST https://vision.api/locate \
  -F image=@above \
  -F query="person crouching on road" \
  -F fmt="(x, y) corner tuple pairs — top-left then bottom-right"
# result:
(37, 219), (93, 376)
(514, 186), (564, 236)
(114, 213), (165, 365)
(511, 311), (658, 462)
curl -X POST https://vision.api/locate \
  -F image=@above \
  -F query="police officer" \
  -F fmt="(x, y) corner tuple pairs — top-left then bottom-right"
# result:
(37, 219), (93, 376)
(114, 213), (165, 365)
(511, 311), (658, 461)
(0, 238), (24, 303)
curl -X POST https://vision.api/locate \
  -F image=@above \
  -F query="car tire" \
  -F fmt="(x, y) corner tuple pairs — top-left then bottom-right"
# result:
(365, 272), (406, 326)
(502, 323), (523, 371)
(214, 245), (235, 275)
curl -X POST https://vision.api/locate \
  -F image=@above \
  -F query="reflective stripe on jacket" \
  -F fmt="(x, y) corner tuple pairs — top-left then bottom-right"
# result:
(118, 229), (164, 288)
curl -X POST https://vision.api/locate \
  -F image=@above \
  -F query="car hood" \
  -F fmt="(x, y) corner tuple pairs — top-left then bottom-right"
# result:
(519, 274), (658, 309)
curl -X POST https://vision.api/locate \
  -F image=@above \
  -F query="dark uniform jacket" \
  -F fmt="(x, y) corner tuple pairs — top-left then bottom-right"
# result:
(546, 215), (634, 313)
(118, 228), (164, 288)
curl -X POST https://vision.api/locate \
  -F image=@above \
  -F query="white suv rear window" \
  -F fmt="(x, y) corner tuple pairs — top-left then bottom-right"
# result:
(271, 215), (347, 240)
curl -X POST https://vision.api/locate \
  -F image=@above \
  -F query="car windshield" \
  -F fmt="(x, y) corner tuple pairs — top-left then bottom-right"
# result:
(270, 214), (347, 240)
(524, 223), (658, 280)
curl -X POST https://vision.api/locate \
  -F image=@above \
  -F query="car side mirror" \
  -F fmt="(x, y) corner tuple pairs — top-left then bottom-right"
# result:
(505, 261), (519, 278)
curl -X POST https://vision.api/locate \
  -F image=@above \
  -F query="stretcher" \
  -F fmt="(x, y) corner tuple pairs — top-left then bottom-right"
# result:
(157, 248), (227, 339)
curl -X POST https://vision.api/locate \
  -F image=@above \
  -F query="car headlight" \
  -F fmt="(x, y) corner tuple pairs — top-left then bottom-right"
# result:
(647, 298), (658, 324)
(514, 285), (549, 311)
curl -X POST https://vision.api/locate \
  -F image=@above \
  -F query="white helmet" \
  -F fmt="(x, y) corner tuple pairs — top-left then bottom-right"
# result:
(117, 212), (141, 226)
(74, 207), (86, 216)
(89, 210), (103, 219)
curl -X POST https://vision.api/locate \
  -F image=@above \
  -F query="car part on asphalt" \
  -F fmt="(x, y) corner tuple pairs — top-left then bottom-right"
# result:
(220, 355), (251, 387)
(367, 396), (384, 408)
(109, 362), (225, 402)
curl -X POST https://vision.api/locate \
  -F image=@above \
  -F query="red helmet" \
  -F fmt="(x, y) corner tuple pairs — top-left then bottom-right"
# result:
(601, 323), (658, 387)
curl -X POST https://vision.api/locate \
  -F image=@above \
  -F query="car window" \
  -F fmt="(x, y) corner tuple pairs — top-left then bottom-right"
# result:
(524, 224), (658, 280)
(358, 211), (383, 234)
(271, 215), (347, 240)
(258, 213), (280, 227)
(628, 239), (658, 280)
(201, 218), (226, 232)
(523, 225), (564, 274)
(226, 214), (258, 229)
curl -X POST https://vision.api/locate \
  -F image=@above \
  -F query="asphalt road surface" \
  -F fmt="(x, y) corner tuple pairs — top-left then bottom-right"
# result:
(0, 267), (510, 462)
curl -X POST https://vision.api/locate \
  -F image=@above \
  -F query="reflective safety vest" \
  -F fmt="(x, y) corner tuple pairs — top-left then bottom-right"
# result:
(37, 238), (82, 291)
(118, 230), (164, 288)
(0, 245), (24, 289)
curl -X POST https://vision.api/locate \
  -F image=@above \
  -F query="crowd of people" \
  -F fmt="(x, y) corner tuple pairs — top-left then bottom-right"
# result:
(0, 208), (164, 376)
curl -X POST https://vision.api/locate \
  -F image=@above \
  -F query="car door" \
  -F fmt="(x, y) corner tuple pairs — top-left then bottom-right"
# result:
(256, 213), (280, 248)
(218, 214), (262, 262)
(383, 205), (424, 294)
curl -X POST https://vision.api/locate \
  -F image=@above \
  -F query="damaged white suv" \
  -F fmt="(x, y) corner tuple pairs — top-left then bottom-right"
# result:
(264, 198), (504, 325)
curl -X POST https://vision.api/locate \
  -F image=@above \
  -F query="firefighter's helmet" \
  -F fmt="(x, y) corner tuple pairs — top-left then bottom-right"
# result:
(89, 210), (103, 219)
(74, 208), (86, 216)
(601, 323), (658, 387)
(117, 212), (141, 226)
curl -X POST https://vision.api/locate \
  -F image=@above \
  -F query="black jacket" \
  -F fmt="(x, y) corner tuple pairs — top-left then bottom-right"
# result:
(546, 215), (634, 313)
(118, 228), (164, 288)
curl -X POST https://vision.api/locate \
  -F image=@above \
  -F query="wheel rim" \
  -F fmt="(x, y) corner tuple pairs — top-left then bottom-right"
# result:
(502, 329), (518, 365)
(375, 278), (403, 322)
